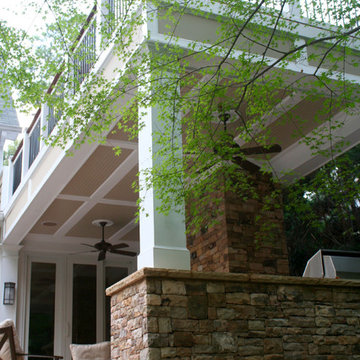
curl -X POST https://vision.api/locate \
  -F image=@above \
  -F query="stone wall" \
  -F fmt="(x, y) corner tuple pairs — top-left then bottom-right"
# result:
(187, 173), (289, 275)
(107, 268), (360, 360)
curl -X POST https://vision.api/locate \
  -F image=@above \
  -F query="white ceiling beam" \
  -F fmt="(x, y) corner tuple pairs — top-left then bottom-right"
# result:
(269, 111), (360, 180)
(235, 92), (304, 146)
(54, 150), (138, 237)
(107, 218), (138, 243)
(57, 193), (137, 207)
(182, 74), (214, 118)
(103, 139), (138, 150)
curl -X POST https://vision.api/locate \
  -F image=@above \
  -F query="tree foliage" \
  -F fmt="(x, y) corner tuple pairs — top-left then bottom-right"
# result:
(3, 139), (20, 166)
(1, 0), (360, 240)
(284, 143), (360, 275)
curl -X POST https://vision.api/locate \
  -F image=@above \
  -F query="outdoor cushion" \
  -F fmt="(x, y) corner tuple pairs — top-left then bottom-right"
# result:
(69, 342), (110, 360)
(0, 319), (24, 360)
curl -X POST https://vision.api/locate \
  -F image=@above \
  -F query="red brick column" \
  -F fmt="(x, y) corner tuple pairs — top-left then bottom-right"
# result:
(187, 173), (289, 275)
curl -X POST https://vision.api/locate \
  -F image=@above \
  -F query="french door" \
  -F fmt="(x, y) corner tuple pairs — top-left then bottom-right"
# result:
(24, 255), (128, 360)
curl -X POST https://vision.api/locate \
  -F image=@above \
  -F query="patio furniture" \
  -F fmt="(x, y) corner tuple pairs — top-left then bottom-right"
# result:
(69, 342), (110, 360)
(0, 319), (62, 360)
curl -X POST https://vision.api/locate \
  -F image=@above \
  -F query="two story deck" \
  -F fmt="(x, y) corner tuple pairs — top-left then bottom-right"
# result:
(0, 0), (359, 359)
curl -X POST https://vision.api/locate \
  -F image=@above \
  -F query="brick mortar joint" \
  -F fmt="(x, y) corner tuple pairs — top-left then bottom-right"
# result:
(106, 268), (360, 296)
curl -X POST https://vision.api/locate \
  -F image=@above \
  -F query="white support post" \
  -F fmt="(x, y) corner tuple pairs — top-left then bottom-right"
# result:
(137, 69), (190, 271)
(289, 0), (302, 18)
(0, 135), (5, 173)
(40, 105), (49, 150)
(96, 0), (108, 54)
(294, 38), (309, 67)
(9, 157), (14, 197)
(0, 244), (22, 323)
(1, 166), (10, 210)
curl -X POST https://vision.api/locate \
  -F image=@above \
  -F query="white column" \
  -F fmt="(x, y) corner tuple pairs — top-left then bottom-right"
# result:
(40, 105), (49, 149)
(96, 0), (109, 53)
(137, 79), (190, 270)
(0, 134), (5, 173)
(8, 154), (15, 198)
(289, 0), (302, 17)
(0, 244), (22, 322)
(1, 166), (10, 210)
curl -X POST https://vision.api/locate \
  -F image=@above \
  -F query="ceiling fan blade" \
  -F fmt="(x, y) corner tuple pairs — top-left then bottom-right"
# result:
(69, 250), (98, 255)
(233, 156), (261, 173)
(110, 243), (129, 250)
(236, 144), (282, 156)
(98, 250), (106, 261)
(81, 243), (96, 249)
(110, 249), (137, 257)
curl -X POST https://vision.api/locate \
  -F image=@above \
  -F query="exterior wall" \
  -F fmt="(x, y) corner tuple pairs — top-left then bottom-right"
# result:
(0, 245), (21, 323)
(187, 174), (289, 275)
(107, 268), (360, 360)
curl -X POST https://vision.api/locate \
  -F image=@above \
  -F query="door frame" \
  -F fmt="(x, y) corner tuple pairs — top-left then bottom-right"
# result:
(19, 251), (135, 360)
(22, 254), (66, 358)
(65, 255), (132, 359)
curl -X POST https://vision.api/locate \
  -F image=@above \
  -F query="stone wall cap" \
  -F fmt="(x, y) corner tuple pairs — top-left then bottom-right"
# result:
(106, 268), (360, 296)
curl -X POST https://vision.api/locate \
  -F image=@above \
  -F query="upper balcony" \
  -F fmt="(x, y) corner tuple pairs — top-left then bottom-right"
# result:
(1, 0), (360, 247)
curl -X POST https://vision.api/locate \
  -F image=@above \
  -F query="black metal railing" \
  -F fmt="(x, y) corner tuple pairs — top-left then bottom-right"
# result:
(73, 20), (97, 87)
(301, 0), (360, 27)
(105, 0), (130, 34)
(29, 120), (41, 168)
(12, 151), (22, 194)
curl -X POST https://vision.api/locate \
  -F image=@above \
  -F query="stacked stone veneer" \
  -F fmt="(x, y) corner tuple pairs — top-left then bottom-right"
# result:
(107, 268), (360, 360)
(187, 173), (289, 275)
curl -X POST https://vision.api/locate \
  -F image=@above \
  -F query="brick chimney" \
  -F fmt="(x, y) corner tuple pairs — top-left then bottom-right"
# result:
(187, 172), (289, 275)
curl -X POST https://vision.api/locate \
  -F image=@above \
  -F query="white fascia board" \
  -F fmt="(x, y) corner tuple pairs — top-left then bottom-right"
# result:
(172, 0), (360, 49)
(270, 111), (360, 180)
(0, 125), (22, 134)
(148, 33), (360, 84)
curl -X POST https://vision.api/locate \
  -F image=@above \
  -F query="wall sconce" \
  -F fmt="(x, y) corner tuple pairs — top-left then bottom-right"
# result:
(3, 282), (15, 305)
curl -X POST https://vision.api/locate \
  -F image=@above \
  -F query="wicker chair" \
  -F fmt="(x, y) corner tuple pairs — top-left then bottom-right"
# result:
(0, 320), (62, 360)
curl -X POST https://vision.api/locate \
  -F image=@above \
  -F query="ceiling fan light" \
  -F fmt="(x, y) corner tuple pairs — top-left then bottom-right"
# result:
(98, 250), (106, 261)
(92, 219), (114, 227)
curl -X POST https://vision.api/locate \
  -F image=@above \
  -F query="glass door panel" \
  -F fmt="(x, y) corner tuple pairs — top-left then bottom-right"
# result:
(72, 264), (97, 344)
(28, 262), (56, 359)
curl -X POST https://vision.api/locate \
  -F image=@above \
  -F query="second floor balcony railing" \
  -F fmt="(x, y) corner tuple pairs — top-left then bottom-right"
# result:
(106, 0), (131, 33)
(302, 0), (360, 27)
(73, 16), (97, 87)
(6, 0), (360, 200)
(12, 146), (23, 194)
(28, 115), (40, 168)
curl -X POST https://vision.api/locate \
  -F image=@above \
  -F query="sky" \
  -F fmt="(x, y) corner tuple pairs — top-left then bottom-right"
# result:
(0, 0), (40, 31)
(1, 0), (42, 128)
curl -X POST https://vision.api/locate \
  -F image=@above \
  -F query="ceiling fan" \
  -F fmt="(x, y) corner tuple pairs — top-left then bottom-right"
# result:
(214, 111), (282, 173)
(81, 219), (137, 261)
